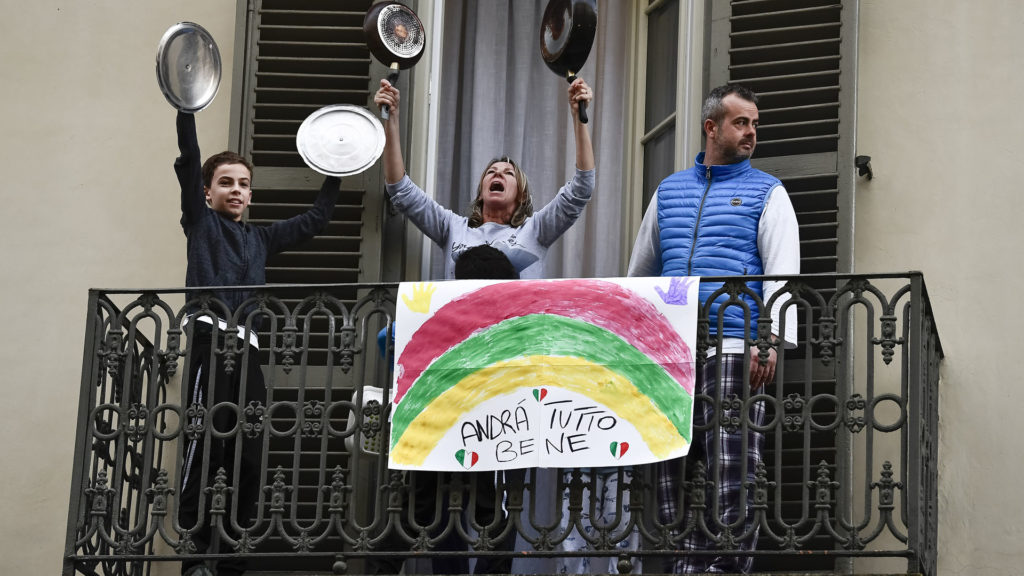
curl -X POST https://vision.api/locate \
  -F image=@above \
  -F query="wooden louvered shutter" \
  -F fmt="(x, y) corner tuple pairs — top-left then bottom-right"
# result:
(712, 0), (854, 277)
(708, 0), (856, 571)
(238, 0), (383, 294)
(228, 2), (386, 566)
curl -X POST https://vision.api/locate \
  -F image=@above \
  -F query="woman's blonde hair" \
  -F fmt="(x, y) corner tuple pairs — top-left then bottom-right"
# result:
(467, 156), (534, 228)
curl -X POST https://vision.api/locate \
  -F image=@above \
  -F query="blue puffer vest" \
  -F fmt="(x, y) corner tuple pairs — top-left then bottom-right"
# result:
(657, 153), (780, 339)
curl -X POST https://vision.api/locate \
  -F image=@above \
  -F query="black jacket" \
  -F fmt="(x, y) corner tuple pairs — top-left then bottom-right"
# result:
(175, 111), (340, 319)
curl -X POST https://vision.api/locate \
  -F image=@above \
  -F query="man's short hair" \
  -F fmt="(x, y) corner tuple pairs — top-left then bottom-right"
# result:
(701, 84), (759, 129)
(455, 245), (519, 280)
(201, 151), (254, 188)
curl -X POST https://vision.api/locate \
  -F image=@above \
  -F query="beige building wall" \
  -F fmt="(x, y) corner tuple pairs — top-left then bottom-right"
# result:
(5, 1), (1024, 575)
(856, 1), (1024, 574)
(0, 1), (237, 574)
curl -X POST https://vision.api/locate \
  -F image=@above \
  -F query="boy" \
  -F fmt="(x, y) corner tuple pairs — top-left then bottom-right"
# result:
(174, 110), (340, 576)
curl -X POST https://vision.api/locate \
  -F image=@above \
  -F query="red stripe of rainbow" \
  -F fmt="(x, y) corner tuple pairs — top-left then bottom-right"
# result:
(395, 279), (694, 403)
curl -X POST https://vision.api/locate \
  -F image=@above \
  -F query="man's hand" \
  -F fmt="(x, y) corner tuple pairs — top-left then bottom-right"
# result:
(749, 343), (777, 391)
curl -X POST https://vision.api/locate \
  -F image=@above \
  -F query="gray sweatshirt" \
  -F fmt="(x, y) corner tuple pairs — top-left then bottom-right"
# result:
(386, 169), (595, 278)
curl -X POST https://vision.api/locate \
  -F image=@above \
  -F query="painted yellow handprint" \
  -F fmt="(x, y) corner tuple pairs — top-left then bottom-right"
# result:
(402, 282), (437, 314)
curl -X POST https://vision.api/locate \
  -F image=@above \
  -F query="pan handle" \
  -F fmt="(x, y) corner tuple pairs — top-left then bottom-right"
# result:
(382, 63), (401, 120)
(567, 73), (589, 124)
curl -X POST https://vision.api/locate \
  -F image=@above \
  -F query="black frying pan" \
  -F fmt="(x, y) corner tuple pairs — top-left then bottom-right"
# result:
(363, 1), (426, 120)
(539, 0), (597, 124)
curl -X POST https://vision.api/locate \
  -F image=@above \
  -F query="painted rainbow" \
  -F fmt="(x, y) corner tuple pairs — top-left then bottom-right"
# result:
(390, 279), (695, 467)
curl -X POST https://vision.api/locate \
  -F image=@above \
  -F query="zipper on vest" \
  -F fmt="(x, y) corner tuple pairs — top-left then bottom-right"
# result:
(687, 166), (714, 275)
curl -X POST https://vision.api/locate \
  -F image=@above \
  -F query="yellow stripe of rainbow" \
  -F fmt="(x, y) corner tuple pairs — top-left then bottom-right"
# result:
(390, 355), (688, 466)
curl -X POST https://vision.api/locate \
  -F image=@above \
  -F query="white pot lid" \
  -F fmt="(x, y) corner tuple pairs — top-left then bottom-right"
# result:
(296, 105), (386, 177)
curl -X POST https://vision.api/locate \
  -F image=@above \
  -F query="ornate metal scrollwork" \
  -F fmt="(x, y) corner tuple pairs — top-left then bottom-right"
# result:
(326, 466), (350, 514)
(208, 468), (231, 516)
(125, 403), (149, 442)
(102, 330), (125, 381)
(293, 530), (315, 553)
(874, 314), (901, 365)
(814, 314), (839, 366)
(873, 460), (903, 510)
(145, 469), (174, 517)
(267, 467), (292, 514)
(719, 393), (744, 434)
(748, 461), (774, 508)
(782, 393), (805, 432)
(85, 469), (114, 522)
(277, 324), (298, 374)
(183, 403), (207, 441)
(338, 325), (357, 373)
(302, 400), (324, 437)
(845, 393), (867, 433)
(220, 337), (238, 377)
(695, 316), (710, 367)
(687, 461), (708, 511)
(810, 461), (839, 510)
(361, 399), (383, 440)
(243, 401), (265, 439)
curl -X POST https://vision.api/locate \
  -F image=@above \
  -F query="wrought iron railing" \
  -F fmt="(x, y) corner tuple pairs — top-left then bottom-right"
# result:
(64, 274), (941, 575)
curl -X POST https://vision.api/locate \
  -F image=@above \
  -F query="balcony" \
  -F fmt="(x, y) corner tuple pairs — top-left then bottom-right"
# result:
(64, 273), (941, 575)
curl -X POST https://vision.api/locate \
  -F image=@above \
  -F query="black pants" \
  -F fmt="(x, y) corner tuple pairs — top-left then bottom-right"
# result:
(178, 325), (265, 576)
(368, 470), (521, 575)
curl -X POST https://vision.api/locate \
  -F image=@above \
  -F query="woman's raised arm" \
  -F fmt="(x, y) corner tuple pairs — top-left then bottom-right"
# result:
(568, 78), (595, 171)
(373, 79), (407, 185)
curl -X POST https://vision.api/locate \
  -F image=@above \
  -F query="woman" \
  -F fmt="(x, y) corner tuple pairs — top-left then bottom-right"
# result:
(373, 77), (595, 278)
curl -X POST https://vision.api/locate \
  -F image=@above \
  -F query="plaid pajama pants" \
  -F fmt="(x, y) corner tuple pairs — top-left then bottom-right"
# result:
(657, 353), (765, 574)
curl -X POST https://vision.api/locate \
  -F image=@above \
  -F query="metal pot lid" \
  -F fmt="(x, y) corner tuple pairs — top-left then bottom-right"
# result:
(296, 105), (385, 177)
(156, 22), (221, 113)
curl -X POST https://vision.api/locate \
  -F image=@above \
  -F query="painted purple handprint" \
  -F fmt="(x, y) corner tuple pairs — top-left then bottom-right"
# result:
(655, 277), (696, 305)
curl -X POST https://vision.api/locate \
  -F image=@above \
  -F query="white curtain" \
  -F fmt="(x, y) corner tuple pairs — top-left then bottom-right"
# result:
(430, 0), (631, 280)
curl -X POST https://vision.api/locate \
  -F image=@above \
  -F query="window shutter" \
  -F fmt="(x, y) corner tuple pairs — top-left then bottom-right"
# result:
(237, 0), (388, 362)
(640, 0), (680, 211)
(240, 0), (382, 296)
(231, 2), (384, 565)
(708, 0), (856, 570)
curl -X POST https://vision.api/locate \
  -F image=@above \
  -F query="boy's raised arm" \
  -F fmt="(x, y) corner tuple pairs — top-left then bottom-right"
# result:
(262, 175), (342, 255)
(175, 111), (207, 230)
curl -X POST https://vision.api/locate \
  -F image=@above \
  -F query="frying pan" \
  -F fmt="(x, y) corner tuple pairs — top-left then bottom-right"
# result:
(363, 1), (426, 120)
(156, 22), (221, 112)
(539, 0), (597, 124)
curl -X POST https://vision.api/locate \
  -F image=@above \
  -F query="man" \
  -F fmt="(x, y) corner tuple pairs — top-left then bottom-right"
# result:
(627, 84), (800, 573)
